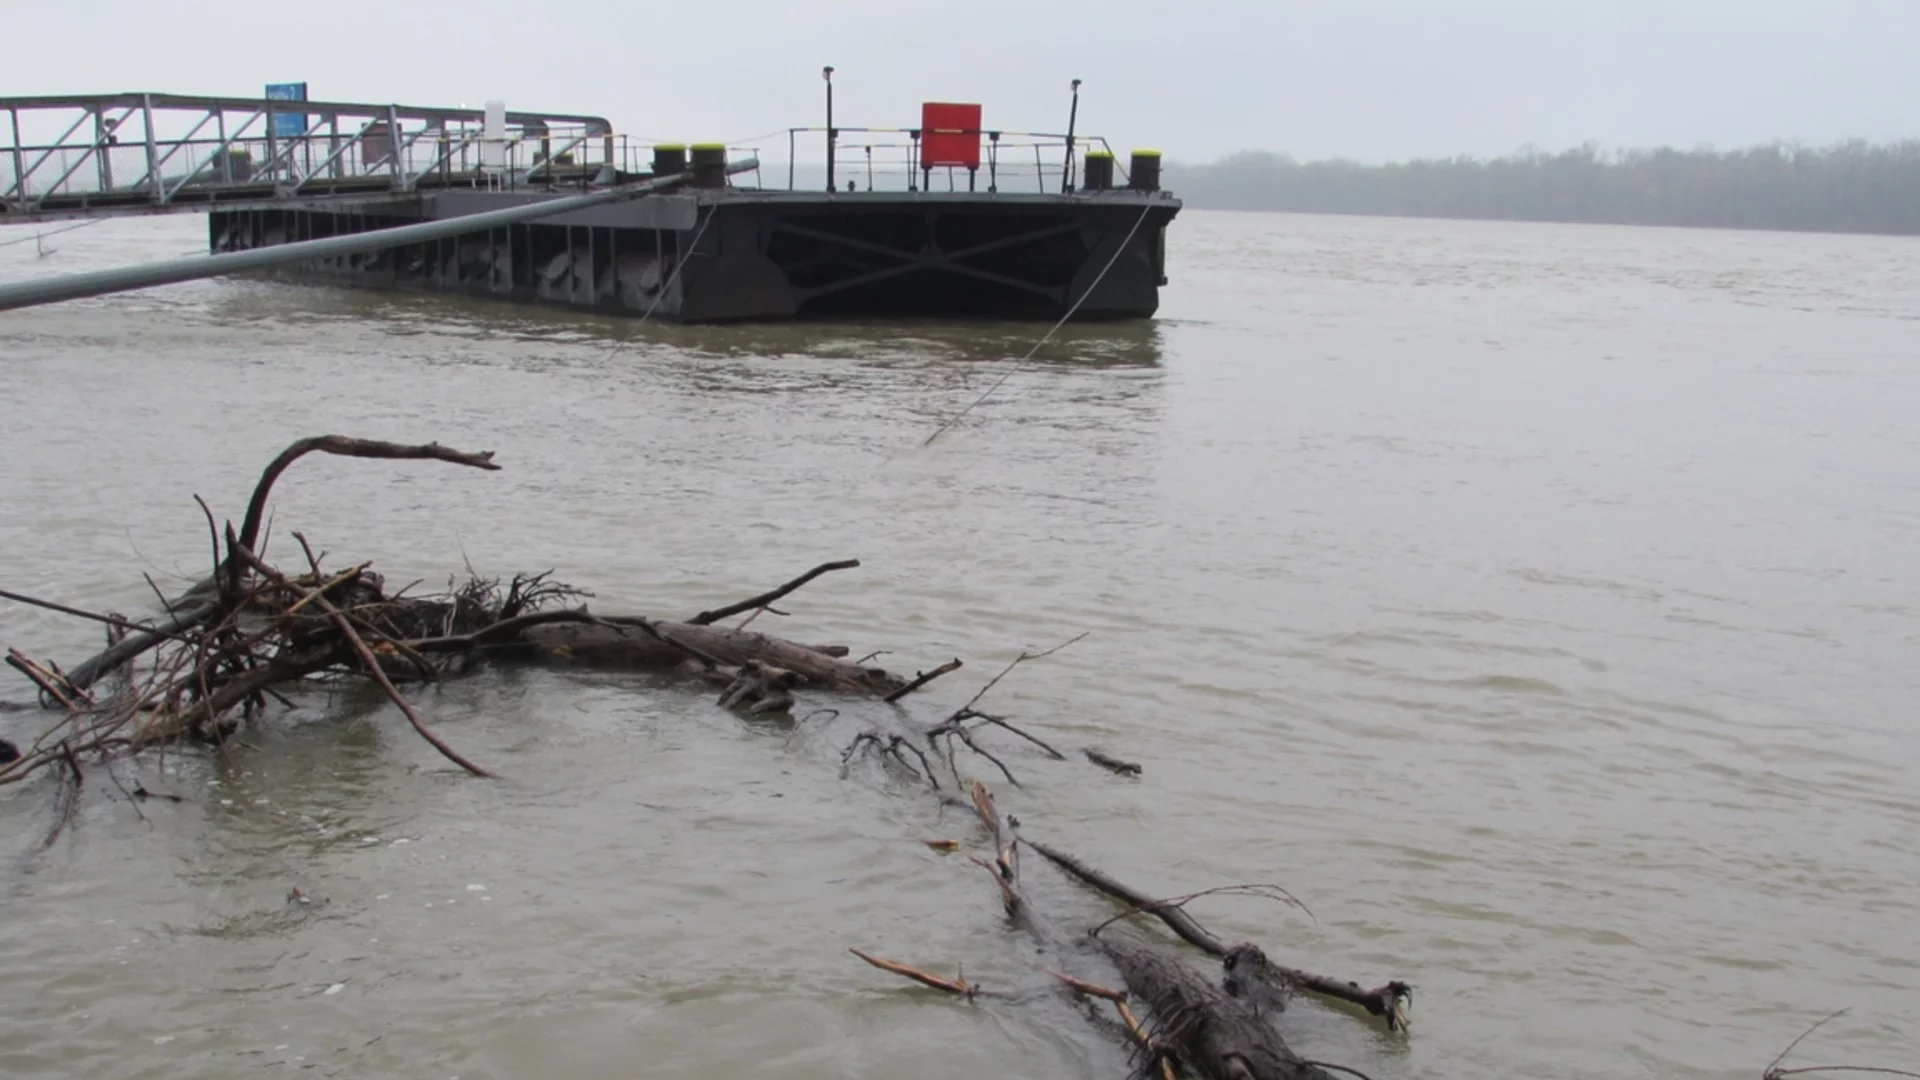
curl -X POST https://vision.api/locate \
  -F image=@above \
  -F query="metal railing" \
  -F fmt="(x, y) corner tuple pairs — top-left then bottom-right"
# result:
(1, 93), (619, 217)
(766, 127), (1129, 194)
(2, 93), (1149, 221)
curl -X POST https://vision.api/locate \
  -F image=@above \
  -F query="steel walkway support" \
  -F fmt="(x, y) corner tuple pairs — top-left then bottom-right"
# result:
(1, 93), (617, 225)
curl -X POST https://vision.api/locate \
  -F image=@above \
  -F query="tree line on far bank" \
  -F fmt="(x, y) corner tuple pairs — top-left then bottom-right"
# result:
(1160, 140), (1920, 235)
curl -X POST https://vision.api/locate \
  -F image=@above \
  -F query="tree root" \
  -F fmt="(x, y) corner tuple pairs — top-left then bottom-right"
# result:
(843, 732), (940, 791)
(718, 659), (800, 716)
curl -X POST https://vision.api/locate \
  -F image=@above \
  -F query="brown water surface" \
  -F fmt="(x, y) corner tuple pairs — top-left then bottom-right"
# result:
(1, 209), (1916, 1079)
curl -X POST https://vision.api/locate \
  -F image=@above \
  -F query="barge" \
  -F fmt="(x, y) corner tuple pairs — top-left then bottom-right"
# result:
(3, 87), (1181, 323)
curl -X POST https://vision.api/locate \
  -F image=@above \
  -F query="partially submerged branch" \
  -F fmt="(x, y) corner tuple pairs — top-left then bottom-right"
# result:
(1027, 838), (1413, 1031)
(1044, 969), (1175, 1080)
(6, 648), (86, 711)
(688, 559), (860, 626)
(63, 602), (218, 693)
(1095, 934), (1340, 1080)
(1764, 1010), (1920, 1080)
(848, 948), (981, 998)
(1084, 748), (1143, 776)
(883, 658), (963, 703)
(0, 586), (190, 644)
(233, 545), (495, 779)
(30, 744), (85, 854)
(955, 632), (1089, 717)
(959, 709), (1065, 760)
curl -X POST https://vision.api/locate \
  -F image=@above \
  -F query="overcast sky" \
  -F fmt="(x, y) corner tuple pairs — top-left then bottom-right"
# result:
(7, 0), (1916, 163)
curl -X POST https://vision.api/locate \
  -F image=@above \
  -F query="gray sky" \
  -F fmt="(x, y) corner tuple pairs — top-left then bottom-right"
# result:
(8, 0), (1917, 163)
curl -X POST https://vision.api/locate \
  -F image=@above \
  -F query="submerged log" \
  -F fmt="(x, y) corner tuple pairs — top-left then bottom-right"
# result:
(1028, 838), (1412, 1031)
(935, 782), (1361, 1080)
(509, 618), (904, 694)
(1094, 935), (1338, 1080)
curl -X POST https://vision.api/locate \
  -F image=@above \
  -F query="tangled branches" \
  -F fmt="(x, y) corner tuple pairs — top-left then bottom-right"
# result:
(0, 437), (513, 787)
(2, 434), (919, 809)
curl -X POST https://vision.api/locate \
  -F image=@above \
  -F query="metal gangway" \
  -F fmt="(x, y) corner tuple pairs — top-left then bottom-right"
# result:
(1, 93), (622, 225)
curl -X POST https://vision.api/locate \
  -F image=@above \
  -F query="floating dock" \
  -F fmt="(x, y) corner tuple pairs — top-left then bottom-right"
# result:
(2, 90), (1181, 323)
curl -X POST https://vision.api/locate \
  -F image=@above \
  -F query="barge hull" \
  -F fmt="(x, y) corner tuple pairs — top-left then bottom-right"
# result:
(207, 189), (1181, 323)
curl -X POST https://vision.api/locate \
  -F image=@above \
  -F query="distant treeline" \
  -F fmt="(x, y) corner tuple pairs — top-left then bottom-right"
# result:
(1162, 141), (1920, 235)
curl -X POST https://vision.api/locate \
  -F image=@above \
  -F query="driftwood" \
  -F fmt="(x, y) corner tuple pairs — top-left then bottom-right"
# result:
(0, 434), (912, 791)
(1084, 747), (1143, 776)
(1028, 839), (1413, 1031)
(845, 639), (1405, 1078)
(512, 618), (903, 694)
(689, 559), (860, 626)
(232, 543), (495, 778)
(1096, 934), (1339, 1080)
(954, 778), (1348, 1080)
(884, 658), (964, 703)
(235, 435), (500, 555)
(1761, 1009), (1920, 1080)
(1, 431), (1422, 1080)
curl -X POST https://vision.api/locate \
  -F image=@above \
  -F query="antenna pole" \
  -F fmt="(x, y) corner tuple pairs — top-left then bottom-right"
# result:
(823, 66), (837, 192)
(1062, 78), (1081, 193)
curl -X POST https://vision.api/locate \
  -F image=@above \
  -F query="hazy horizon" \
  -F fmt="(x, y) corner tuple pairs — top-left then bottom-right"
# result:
(6, 1), (1917, 165)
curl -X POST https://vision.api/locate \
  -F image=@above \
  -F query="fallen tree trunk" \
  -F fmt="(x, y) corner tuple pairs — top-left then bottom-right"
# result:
(509, 618), (904, 694)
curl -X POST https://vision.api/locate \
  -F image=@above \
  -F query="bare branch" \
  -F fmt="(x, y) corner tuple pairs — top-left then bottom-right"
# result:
(689, 559), (861, 626)
(848, 948), (979, 997)
(1770, 1011), (1854, 1078)
(883, 658), (963, 703)
(1764, 1009), (1920, 1080)
(237, 436), (500, 555)
(955, 631), (1088, 716)
(962, 709), (1065, 760)
(0, 587), (192, 643)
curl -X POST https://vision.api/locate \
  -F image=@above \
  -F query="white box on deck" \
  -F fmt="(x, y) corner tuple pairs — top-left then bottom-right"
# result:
(480, 100), (506, 171)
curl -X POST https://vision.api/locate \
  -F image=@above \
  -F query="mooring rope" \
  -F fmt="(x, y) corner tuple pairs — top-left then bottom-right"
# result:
(604, 202), (717, 358)
(0, 217), (106, 249)
(921, 196), (1159, 447)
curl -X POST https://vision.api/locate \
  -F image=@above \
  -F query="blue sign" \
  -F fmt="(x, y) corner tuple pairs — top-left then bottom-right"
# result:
(266, 82), (309, 138)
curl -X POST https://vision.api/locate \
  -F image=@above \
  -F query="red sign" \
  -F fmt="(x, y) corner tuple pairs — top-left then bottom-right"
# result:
(920, 102), (982, 170)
